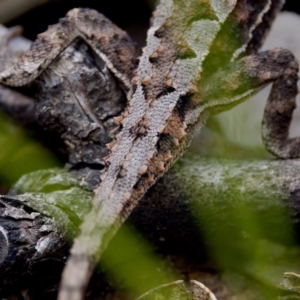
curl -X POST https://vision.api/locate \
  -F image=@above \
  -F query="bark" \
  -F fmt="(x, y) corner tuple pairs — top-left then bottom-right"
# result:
(0, 23), (299, 300)
(0, 157), (300, 299)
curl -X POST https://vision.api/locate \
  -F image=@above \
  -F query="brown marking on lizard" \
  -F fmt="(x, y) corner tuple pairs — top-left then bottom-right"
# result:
(162, 112), (187, 140)
(2, 2), (300, 300)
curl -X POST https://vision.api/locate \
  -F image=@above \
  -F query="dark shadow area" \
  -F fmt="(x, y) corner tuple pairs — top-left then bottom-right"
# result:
(4, 0), (299, 46)
(283, 1), (300, 14)
(6, 0), (153, 45)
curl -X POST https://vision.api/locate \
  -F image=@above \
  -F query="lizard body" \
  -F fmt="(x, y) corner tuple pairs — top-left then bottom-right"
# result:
(0, 0), (300, 299)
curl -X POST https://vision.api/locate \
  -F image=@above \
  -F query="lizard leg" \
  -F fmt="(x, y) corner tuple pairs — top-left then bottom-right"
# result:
(201, 48), (299, 158)
(0, 8), (139, 89)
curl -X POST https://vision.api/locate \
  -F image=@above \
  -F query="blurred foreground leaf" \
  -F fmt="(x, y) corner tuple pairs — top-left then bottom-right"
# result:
(0, 112), (61, 188)
(102, 224), (178, 298)
(190, 162), (298, 299)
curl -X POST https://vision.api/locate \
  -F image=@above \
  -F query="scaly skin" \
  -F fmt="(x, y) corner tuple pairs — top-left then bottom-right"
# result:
(1, 1), (300, 299)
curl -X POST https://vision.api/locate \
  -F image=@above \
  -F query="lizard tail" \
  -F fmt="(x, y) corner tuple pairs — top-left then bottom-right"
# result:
(57, 201), (124, 300)
(58, 253), (94, 300)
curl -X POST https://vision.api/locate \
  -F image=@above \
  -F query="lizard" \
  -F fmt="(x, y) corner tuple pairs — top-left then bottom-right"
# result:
(0, 0), (300, 299)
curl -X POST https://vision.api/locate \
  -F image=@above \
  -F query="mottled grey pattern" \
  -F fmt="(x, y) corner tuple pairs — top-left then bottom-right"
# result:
(0, 1), (299, 299)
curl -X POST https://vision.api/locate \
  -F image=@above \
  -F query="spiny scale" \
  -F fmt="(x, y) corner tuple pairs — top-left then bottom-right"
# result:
(97, 0), (239, 212)
(59, 1), (286, 299)
(0, 0), (286, 299)
(61, 1), (242, 298)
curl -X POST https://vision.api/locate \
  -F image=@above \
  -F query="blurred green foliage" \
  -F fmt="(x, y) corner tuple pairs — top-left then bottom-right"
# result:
(0, 1), (299, 297)
(0, 111), (61, 190)
(102, 224), (179, 298)
(1, 108), (295, 299)
(191, 168), (299, 299)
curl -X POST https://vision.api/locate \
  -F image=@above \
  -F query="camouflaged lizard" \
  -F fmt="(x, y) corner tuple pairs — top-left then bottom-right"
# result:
(0, 0), (300, 299)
